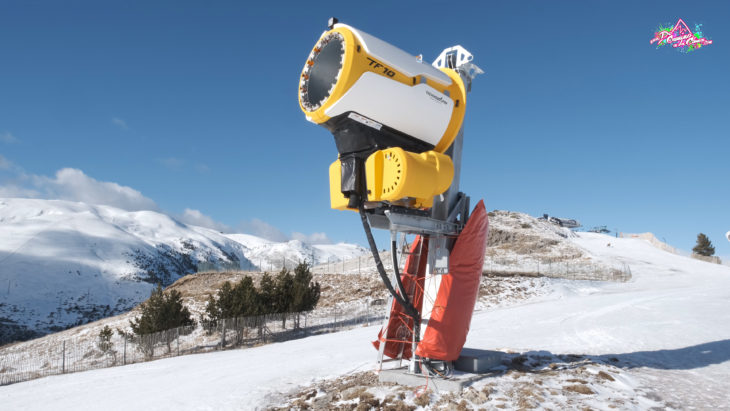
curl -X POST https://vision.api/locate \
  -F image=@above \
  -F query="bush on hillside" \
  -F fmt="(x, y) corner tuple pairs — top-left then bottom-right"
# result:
(204, 262), (320, 330)
(97, 325), (114, 355)
(693, 233), (715, 256)
(129, 284), (195, 357)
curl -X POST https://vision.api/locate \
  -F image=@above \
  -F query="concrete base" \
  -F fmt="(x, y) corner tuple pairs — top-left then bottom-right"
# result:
(378, 368), (481, 392)
(454, 348), (503, 373)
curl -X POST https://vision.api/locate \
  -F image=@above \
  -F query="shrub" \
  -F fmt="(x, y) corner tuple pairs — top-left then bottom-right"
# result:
(130, 284), (194, 356)
(692, 233), (715, 256)
(97, 325), (114, 354)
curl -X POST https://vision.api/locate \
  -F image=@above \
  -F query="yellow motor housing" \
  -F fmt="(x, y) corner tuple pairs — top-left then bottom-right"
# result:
(366, 148), (454, 208)
(328, 148), (454, 211)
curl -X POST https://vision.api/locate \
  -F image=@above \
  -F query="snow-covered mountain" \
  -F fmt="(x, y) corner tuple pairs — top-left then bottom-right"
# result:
(0, 198), (365, 344)
(224, 233), (367, 271)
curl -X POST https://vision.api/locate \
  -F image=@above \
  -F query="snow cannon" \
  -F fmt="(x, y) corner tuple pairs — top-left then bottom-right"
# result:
(299, 18), (487, 379)
(298, 19), (468, 210)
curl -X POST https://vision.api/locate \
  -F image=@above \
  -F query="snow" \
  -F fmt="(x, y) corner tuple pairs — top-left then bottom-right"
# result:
(0, 327), (378, 410)
(2, 229), (730, 409)
(226, 233), (368, 271)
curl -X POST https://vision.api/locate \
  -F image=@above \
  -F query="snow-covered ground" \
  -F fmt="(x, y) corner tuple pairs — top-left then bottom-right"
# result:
(2, 231), (729, 409)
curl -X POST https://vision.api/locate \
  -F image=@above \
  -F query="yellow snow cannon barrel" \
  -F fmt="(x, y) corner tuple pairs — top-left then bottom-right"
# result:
(298, 23), (466, 155)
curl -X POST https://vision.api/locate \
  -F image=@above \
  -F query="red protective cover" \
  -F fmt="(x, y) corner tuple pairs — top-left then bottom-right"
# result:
(372, 236), (428, 360)
(414, 200), (489, 361)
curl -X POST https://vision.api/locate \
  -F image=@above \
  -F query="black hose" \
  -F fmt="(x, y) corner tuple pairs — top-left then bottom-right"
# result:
(358, 204), (420, 321)
(391, 239), (410, 308)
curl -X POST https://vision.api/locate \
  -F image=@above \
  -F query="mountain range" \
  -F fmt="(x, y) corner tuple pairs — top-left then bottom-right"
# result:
(0, 198), (366, 344)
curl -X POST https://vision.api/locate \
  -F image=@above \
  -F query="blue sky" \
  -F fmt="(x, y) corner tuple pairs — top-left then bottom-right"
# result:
(1, 1), (728, 256)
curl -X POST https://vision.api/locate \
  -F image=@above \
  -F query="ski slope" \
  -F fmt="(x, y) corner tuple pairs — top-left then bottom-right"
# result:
(1, 232), (729, 409)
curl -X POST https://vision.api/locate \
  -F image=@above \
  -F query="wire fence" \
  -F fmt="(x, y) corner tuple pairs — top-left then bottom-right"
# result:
(0, 304), (385, 386)
(311, 254), (388, 275)
(197, 256), (309, 273)
(483, 258), (632, 282)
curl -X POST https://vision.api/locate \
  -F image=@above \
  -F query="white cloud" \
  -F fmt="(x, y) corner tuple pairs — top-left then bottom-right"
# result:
(0, 154), (11, 170)
(291, 231), (331, 244)
(0, 184), (38, 198)
(237, 218), (289, 242)
(111, 117), (128, 130)
(237, 219), (333, 244)
(1, 131), (18, 144)
(0, 156), (334, 244)
(177, 208), (231, 232)
(30, 168), (159, 211)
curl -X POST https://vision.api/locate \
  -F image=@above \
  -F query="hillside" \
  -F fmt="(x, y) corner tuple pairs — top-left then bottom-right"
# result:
(2, 229), (728, 409)
(6, 208), (727, 408)
(0, 209), (603, 384)
(1, 229), (729, 409)
(0, 198), (366, 344)
(0, 208), (597, 350)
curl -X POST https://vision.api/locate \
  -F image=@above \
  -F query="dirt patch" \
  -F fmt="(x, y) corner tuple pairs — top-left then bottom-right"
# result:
(564, 384), (595, 395)
(597, 370), (615, 381)
(272, 351), (648, 410)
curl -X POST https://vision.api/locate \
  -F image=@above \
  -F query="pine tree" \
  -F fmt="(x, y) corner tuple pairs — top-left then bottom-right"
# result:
(97, 325), (114, 353)
(274, 268), (295, 313)
(291, 262), (320, 312)
(290, 262), (320, 328)
(204, 276), (261, 321)
(255, 272), (276, 336)
(232, 276), (260, 316)
(274, 268), (295, 327)
(215, 281), (237, 319)
(258, 272), (275, 314)
(130, 284), (194, 355)
(203, 293), (220, 326)
(693, 233), (715, 256)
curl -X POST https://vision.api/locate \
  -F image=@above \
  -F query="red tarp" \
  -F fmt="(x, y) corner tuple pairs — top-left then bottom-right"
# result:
(372, 236), (428, 360)
(415, 199), (489, 361)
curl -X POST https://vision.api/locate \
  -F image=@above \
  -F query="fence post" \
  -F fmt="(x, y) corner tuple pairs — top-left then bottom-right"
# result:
(366, 301), (370, 326)
(123, 335), (127, 365)
(62, 341), (66, 374)
(177, 327), (180, 356)
(221, 318), (226, 349)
